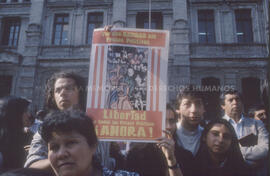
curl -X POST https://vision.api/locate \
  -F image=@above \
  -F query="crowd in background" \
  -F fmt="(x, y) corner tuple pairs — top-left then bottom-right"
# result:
(0, 70), (268, 176)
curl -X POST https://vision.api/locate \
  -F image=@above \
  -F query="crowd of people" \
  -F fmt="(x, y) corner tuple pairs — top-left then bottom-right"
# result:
(0, 70), (268, 176)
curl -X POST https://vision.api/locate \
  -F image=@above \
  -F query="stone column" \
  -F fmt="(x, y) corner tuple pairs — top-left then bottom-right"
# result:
(0, 17), (2, 43)
(112, 0), (126, 27)
(18, 0), (45, 102)
(169, 0), (190, 100)
(263, 0), (269, 53)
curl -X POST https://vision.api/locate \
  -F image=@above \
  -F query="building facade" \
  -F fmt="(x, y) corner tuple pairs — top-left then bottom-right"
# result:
(0, 0), (269, 119)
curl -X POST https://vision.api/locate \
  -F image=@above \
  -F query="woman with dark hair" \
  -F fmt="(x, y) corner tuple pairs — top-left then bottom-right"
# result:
(0, 96), (31, 172)
(192, 119), (250, 176)
(40, 110), (138, 176)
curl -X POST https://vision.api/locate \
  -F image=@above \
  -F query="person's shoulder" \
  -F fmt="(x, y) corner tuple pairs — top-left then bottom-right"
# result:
(0, 168), (54, 176)
(198, 125), (204, 132)
(243, 116), (263, 125)
(33, 131), (42, 139)
(102, 167), (139, 176)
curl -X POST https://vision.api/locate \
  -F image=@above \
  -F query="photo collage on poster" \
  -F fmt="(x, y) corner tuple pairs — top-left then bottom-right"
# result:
(106, 46), (148, 111)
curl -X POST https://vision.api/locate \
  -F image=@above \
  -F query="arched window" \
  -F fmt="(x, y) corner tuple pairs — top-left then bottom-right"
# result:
(241, 77), (261, 113)
(0, 75), (12, 98)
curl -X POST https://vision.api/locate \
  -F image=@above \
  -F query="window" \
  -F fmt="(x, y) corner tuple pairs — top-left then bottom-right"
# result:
(52, 14), (69, 45)
(86, 12), (103, 44)
(0, 76), (12, 98)
(1, 17), (21, 47)
(198, 10), (215, 43)
(0, 0), (7, 3)
(136, 12), (163, 29)
(242, 77), (261, 113)
(235, 9), (253, 43)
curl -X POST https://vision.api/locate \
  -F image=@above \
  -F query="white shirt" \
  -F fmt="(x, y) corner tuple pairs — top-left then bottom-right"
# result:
(223, 114), (269, 165)
(176, 121), (203, 156)
(223, 114), (245, 139)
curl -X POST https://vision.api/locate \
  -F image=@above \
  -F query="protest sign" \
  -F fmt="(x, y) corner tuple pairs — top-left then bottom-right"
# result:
(87, 28), (169, 142)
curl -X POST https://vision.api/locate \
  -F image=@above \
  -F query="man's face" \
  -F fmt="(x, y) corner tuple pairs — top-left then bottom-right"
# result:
(54, 78), (79, 110)
(254, 109), (267, 123)
(178, 97), (205, 128)
(221, 94), (242, 118)
(166, 109), (177, 133)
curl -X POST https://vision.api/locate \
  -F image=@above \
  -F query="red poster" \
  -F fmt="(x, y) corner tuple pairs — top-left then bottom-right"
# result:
(87, 28), (170, 142)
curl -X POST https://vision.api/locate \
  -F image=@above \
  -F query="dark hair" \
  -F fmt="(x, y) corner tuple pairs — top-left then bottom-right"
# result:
(219, 89), (242, 106)
(200, 119), (247, 169)
(0, 96), (30, 170)
(194, 118), (250, 175)
(248, 104), (266, 118)
(44, 71), (86, 111)
(40, 110), (97, 148)
(126, 143), (167, 176)
(177, 85), (205, 106)
(0, 96), (30, 130)
(35, 110), (47, 121)
(202, 119), (239, 151)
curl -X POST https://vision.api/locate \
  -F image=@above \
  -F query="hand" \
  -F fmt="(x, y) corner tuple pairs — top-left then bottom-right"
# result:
(157, 131), (183, 176)
(104, 25), (114, 32)
(156, 130), (176, 163)
(24, 145), (30, 152)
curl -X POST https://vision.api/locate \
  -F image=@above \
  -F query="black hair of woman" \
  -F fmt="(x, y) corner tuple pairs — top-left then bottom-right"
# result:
(0, 96), (31, 171)
(195, 118), (250, 176)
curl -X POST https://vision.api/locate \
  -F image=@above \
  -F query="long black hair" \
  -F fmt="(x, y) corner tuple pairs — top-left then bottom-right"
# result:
(44, 71), (86, 111)
(40, 110), (101, 170)
(195, 119), (249, 176)
(0, 96), (30, 170)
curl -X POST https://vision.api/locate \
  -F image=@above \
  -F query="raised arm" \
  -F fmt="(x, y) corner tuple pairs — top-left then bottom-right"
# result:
(24, 132), (51, 171)
(157, 130), (183, 176)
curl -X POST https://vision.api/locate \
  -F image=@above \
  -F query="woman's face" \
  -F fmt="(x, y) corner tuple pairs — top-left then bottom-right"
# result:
(48, 131), (96, 176)
(206, 123), (232, 155)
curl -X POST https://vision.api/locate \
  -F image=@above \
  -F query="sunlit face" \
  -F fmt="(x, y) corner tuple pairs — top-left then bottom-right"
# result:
(221, 94), (242, 118)
(254, 109), (267, 122)
(178, 98), (205, 128)
(48, 131), (96, 176)
(206, 123), (232, 155)
(54, 78), (79, 110)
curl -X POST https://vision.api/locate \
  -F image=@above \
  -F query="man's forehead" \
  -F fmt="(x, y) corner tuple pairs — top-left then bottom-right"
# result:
(255, 109), (266, 113)
(181, 96), (203, 102)
(55, 78), (76, 87)
(225, 93), (240, 99)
